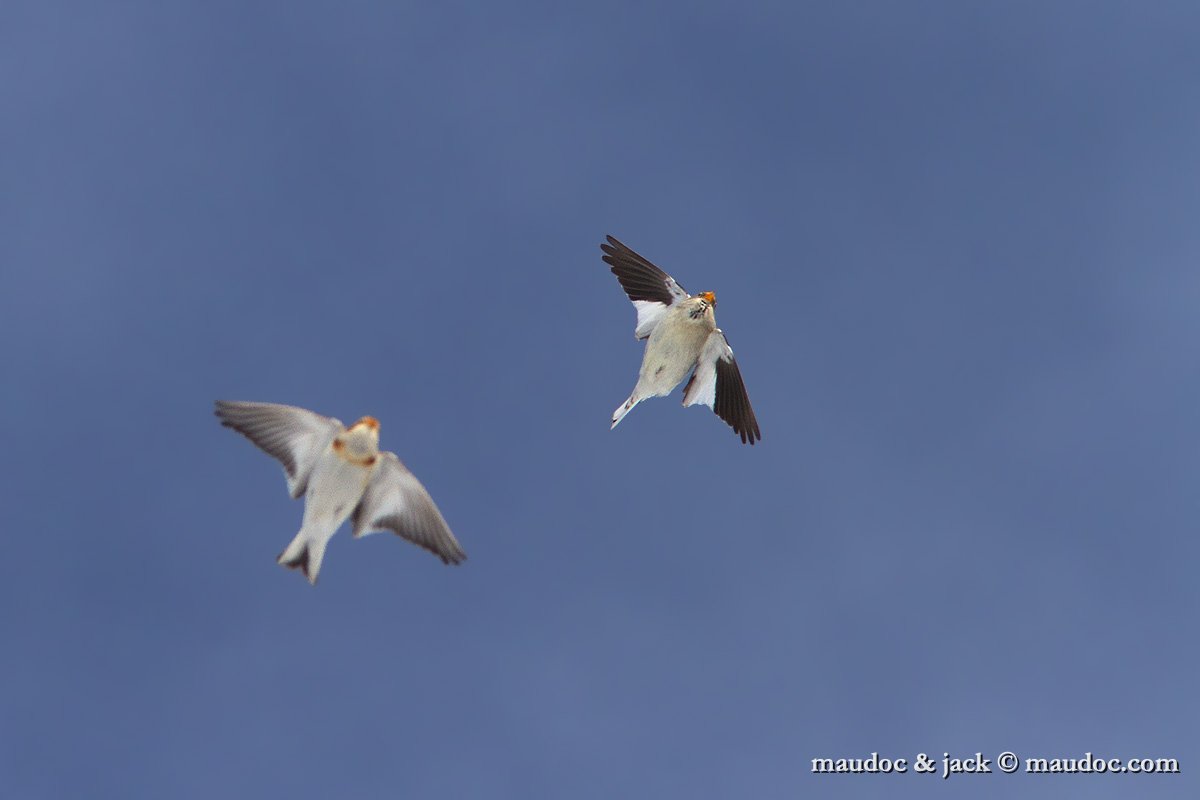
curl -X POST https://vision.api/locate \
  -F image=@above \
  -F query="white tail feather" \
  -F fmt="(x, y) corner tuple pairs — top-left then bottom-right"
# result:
(611, 395), (640, 429)
(277, 531), (327, 585)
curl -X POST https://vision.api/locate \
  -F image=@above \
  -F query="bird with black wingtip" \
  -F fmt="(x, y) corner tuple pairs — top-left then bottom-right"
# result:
(601, 235), (761, 445)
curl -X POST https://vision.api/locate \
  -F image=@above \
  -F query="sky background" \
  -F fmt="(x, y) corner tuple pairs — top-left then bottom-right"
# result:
(3, 2), (1198, 798)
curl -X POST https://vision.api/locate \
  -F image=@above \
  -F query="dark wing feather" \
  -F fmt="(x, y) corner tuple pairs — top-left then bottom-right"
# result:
(681, 332), (761, 445)
(600, 235), (689, 305)
(714, 354), (761, 445)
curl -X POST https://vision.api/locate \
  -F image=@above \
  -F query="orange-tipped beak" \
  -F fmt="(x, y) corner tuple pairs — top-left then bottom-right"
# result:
(700, 291), (716, 305)
(356, 416), (380, 431)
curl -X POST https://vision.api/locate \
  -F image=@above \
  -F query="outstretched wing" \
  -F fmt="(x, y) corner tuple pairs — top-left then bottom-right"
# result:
(601, 235), (690, 339)
(350, 452), (466, 565)
(682, 331), (762, 445)
(214, 400), (343, 497)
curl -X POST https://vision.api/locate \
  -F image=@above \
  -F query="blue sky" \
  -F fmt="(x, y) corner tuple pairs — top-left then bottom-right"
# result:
(3, 2), (1198, 798)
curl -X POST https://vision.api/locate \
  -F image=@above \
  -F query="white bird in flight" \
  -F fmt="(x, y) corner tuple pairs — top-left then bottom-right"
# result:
(602, 235), (761, 444)
(215, 400), (466, 584)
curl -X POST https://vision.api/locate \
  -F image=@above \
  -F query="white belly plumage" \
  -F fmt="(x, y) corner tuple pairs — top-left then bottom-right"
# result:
(302, 455), (375, 529)
(637, 309), (713, 397)
(274, 449), (378, 583)
(610, 301), (716, 430)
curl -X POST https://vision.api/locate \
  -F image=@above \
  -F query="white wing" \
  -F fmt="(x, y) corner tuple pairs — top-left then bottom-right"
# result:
(630, 300), (670, 341)
(601, 235), (690, 339)
(682, 330), (762, 445)
(215, 400), (343, 497)
(350, 452), (466, 565)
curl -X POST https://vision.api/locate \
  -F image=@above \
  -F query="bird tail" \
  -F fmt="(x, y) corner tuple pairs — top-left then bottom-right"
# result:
(277, 531), (327, 586)
(611, 394), (641, 430)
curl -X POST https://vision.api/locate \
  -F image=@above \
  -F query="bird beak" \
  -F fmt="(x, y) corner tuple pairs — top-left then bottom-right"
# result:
(700, 291), (716, 306)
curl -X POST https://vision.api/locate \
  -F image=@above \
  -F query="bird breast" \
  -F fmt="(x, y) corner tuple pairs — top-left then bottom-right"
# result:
(332, 434), (379, 466)
(637, 304), (715, 393)
(655, 303), (715, 350)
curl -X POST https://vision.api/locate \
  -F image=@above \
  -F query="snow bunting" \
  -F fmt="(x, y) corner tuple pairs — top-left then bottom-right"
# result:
(215, 400), (465, 584)
(602, 235), (761, 444)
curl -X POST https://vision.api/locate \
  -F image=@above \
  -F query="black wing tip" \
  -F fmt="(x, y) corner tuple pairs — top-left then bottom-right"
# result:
(713, 356), (761, 445)
(737, 420), (762, 445)
(736, 402), (762, 445)
(725, 411), (761, 444)
(599, 234), (646, 265)
(602, 237), (679, 306)
(601, 235), (638, 262)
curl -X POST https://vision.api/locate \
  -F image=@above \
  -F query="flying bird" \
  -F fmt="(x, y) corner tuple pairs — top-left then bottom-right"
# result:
(602, 235), (761, 444)
(215, 400), (465, 584)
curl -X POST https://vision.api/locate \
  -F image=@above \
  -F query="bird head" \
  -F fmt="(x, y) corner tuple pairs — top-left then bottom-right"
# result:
(688, 292), (717, 319)
(341, 416), (381, 457)
(350, 416), (381, 439)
